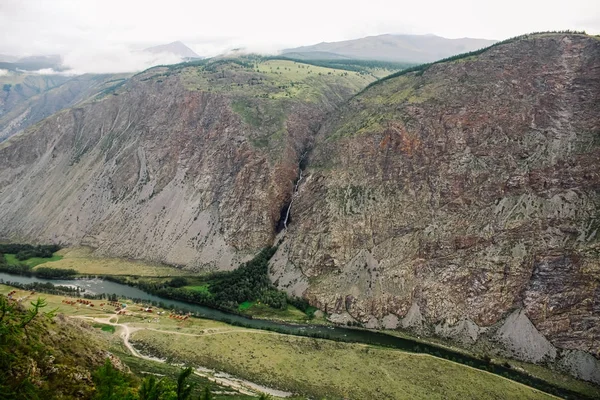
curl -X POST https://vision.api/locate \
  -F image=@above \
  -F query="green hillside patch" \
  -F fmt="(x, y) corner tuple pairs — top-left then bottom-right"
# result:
(185, 284), (210, 295)
(172, 57), (374, 102)
(93, 323), (116, 333)
(4, 253), (63, 267)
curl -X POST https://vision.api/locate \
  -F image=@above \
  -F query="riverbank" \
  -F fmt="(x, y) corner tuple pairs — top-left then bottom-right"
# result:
(1, 278), (597, 399)
(0, 284), (561, 400)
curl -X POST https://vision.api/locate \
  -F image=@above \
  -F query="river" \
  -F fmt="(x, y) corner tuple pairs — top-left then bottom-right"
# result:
(0, 271), (420, 346)
(0, 271), (590, 399)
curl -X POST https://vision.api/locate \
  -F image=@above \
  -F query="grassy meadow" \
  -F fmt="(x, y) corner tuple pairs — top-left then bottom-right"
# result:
(130, 327), (555, 400)
(32, 247), (190, 277)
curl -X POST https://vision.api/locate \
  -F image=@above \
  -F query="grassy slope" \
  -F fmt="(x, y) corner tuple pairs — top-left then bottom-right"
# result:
(4, 253), (63, 267)
(0, 286), (264, 399)
(383, 329), (600, 399)
(32, 247), (190, 277)
(130, 328), (553, 400)
(141, 58), (376, 104)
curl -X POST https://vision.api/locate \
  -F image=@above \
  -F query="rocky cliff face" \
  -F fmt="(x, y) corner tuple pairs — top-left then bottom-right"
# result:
(0, 59), (372, 269)
(273, 34), (600, 381)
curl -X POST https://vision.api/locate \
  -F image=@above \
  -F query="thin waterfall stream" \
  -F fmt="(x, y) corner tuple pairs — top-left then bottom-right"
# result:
(283, 151), (307, 230)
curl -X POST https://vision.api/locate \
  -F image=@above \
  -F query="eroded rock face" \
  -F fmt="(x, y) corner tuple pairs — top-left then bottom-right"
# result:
(0, 64), (364, 269)
(280, 34), (600, 370)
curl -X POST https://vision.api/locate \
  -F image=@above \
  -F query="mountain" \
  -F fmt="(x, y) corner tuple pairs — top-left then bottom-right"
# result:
(144, 41), (200, 59)
(0, 33), (599, 383)
(0, 54), (64, 72)
(276, 33), (600, 382)
(0, 57), (374, 270)
(0, 72), (131, 142)
(283, 33), (497, 63)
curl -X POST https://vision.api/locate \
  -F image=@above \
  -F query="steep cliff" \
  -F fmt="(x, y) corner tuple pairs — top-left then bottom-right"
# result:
(0, 58), (373, 269)
(274, 33), (600, 380)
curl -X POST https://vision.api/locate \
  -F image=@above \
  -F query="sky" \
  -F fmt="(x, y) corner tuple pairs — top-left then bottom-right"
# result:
(0, 0), (598, 73)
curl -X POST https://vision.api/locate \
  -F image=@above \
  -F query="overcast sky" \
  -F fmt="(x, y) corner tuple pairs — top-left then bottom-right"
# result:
(1, 0), (598, 73)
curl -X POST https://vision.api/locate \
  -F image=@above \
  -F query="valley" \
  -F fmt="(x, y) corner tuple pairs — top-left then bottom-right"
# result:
(2, 282), (595, 399)
(1, 31), (599, 399)
(1, 243), (599, 399)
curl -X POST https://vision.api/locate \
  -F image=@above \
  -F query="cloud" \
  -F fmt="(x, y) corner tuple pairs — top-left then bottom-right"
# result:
(0, 69), (9, 76)
(1, 0), (598, 74)
(61, 46), (185, 74)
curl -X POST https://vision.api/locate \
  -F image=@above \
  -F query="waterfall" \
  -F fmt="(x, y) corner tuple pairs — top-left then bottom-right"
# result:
(283, 151), (307, 230)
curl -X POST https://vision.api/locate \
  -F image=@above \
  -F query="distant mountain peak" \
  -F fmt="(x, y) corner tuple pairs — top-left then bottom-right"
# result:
(282, 33), (497, 63)
(144, 41), (199, 59)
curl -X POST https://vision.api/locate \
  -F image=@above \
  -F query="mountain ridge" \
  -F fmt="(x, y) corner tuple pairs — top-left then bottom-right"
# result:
(282, 33), (497, 63)
(143, 40), (200, 59)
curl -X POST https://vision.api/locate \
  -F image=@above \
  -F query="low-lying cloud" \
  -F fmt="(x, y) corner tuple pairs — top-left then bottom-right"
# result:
(61, 46), (186, 74)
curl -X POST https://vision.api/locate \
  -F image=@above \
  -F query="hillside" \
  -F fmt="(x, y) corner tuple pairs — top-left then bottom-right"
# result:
(282, 33), (497, 63)
(0, 295), (113, 398)
(274, 33), (600, 382)
(0, 57), (376, 270)
(0, 72), (130, 142)
(0, 55), (64, 72)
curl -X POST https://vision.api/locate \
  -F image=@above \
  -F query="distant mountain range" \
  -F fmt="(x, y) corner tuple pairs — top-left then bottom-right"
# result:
(282, 34), (497, 63)
(0, 54), (63, 71)
(143, 41), (200, 59)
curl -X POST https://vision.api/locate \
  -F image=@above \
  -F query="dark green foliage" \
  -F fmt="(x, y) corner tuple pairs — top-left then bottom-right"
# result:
(0, 262), (76, 279)
(138, 375), (168, 400)
(167, 277), (188, 288)
(199, 386), (213, 400)
(258, 289), (287, 310)
(118, 247), (283, 312)
(208, 246), (278, 309)
(33, 267), (77, 279)
(2, 83), (10, 92)
(176, 367), (194, 400)
(92, 358), (135, 400)
(0, 244), (60, 257)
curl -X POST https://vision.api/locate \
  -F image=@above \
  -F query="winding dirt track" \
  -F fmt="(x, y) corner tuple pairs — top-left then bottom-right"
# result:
(77, 316), (559, 400)
(76, 316), (291, 397)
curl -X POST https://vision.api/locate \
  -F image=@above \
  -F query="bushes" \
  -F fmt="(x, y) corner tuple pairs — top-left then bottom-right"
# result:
(167, 277), (188, 288)
(208, 246), (278, 309)
(34, 267), (77, 279)
(0, 244), (60, 256)
(0, 263), (75, 279)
